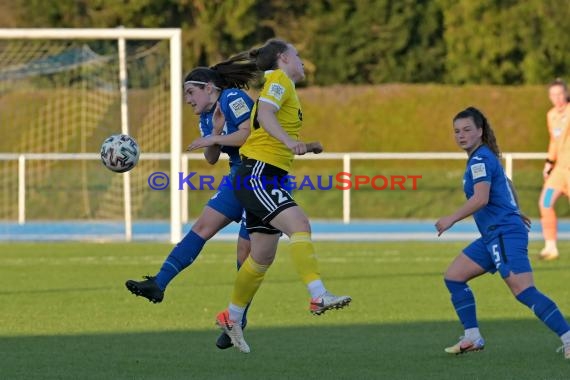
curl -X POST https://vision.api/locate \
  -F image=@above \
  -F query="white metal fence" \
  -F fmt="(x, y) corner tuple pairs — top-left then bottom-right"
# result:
(0, 151), (546, 241)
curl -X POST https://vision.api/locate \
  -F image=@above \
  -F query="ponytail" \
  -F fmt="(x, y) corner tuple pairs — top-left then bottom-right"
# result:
(184, 53), (258, 90)
(247, 38), (289, 71)
(185, 38), (291, 90)
(209, 53), (258, 89)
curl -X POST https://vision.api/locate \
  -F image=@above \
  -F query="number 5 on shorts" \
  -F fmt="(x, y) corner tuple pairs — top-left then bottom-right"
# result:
(492, 244), (502, 268)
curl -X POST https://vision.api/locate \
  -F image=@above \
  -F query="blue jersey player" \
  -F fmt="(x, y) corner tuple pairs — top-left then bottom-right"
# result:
(435, 106), (570, 359)
(125, 57), (259, 350)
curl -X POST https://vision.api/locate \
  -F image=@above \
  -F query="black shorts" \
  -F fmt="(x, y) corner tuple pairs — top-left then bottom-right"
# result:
(233, 157), (297, 234)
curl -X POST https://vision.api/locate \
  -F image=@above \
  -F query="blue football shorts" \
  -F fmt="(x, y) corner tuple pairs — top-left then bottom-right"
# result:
(463, 231), (532, 278)
(206, 186), (249, 240)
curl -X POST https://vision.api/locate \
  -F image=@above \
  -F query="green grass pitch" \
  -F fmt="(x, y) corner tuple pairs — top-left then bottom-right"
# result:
(1, 241), (570, 379)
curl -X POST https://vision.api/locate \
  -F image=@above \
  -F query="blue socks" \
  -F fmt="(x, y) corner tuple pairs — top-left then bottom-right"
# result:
(444, 279), (478, 329)
(155, 230), (206, 290)
(445, 280), (570, 338)
(516, 286), (570, 336)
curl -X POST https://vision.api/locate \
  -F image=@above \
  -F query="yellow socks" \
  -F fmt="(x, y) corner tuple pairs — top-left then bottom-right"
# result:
(290, 232), (321, 285)
(230, 232), (323, 310)
(231, 256), (269, 307)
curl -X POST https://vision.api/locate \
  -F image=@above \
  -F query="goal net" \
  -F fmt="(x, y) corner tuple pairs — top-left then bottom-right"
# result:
(0, 29), (182, 242)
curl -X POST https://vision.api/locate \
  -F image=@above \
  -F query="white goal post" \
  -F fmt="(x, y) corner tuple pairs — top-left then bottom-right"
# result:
(0, 28), (183, 243)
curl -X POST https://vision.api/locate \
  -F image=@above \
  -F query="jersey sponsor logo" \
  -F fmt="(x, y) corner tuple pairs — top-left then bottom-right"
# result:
(229, 97), (250, 118)
(553, 127), (563, 138)
(470, 163), (487, 179)
(267, 83), (285, 100)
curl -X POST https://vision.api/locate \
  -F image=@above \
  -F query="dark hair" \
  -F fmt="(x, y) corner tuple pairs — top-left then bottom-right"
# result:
(549, 78), (570, 102)
(184, 53), (259, 90)
(186, 38), (291, 90)
(184, 39), (290, 89)
(453, 107), (501, 158)
(247, 38), (289, 71)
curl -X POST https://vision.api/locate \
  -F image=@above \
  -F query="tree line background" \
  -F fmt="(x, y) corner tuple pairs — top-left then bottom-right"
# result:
(2, 0), (569, 86)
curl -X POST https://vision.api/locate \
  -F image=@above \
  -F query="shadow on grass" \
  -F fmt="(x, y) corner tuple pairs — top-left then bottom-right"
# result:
(1, 320), (568, 380)
(0, 263), (568, 297)
(0, 286), (113, 296)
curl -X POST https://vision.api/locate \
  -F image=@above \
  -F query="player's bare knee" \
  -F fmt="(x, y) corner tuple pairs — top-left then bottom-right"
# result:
(191, 220), (217, 240)
(296, 217), (311, 233)
(443, 271), (463, 282)
(444, 264), (470, 282)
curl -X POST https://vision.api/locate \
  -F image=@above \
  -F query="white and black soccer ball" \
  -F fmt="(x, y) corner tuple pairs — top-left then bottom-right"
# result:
(100, 134), (140, 173)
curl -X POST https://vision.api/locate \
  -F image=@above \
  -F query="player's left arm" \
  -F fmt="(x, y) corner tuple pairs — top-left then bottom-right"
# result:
(207, 120), (250, 147)
(257, 101), (307, 154)
(544, 114), (557, 178)
(184, 103), (223, 164)
(507, 177), (532, 228)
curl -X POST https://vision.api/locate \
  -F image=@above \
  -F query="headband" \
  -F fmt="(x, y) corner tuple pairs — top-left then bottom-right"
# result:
(184, 80), (221, 90)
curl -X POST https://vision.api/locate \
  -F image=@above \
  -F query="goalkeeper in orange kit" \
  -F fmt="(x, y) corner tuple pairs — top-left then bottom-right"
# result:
(538, 78), (570, 260)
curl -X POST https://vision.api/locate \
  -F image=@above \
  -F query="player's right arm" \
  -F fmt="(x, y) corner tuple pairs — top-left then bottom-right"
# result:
(305, 142), (323, 154)
(435, 181), (490, 236)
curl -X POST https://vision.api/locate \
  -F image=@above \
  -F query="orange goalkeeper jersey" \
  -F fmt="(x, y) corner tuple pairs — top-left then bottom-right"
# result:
(546, 104), (570, 167)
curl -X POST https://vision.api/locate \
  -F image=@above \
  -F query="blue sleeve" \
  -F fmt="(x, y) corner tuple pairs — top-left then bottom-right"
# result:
(468, 156), (494, 185)
(220, 90), (253, 128)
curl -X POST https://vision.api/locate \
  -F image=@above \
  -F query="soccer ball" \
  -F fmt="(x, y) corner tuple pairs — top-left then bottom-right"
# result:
(100, 134), (140, 173)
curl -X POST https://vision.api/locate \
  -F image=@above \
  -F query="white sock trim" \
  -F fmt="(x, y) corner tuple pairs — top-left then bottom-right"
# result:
(464, 327), (481, 341)
(228, 303), (246, 323)
(307, 279), (326, 299)
(545, 240), (558, 250)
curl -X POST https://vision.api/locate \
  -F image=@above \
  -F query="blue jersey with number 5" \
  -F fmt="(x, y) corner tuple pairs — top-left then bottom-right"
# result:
(463, 145), (525, 238)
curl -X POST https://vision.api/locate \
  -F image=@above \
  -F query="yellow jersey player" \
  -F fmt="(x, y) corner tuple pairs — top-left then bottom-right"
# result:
(214, 39), (351, 353)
